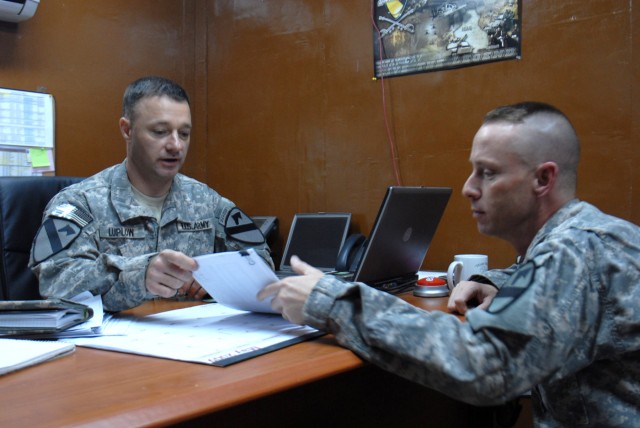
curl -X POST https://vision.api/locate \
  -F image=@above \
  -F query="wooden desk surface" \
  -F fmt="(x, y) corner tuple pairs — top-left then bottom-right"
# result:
(0, 293), (453, 427)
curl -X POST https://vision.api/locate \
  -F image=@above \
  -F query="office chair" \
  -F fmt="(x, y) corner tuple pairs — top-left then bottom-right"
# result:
(0, 176), (84, 300)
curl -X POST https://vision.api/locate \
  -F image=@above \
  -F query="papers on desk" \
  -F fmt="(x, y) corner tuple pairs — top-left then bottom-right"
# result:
(193, 249), (279, 313)
(0, 338), (75, 376)
(65, 303), (323, 367)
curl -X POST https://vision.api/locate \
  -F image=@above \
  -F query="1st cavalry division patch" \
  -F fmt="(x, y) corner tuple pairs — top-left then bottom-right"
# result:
(487, 261), (536, 314)
(32, 203), (92, 263)
(224, 207), (265, 244)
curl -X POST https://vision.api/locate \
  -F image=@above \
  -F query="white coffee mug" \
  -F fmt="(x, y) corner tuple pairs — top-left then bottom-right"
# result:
(447, 254), (488, 290)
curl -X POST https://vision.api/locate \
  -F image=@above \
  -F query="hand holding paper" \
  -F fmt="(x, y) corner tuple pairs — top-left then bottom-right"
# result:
(193, 249), (278, 313)
(257, 255), (323, 325)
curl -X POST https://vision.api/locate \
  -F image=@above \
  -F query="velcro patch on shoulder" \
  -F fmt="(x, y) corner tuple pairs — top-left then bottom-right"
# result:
(224, 207), (265, 244)
(487, 261), (536, 314)
(32, 218), (82, 263)
(50, 203), (92, 227)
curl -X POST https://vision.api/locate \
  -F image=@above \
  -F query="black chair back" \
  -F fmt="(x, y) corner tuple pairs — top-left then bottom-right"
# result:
(0, 176), (84, 300)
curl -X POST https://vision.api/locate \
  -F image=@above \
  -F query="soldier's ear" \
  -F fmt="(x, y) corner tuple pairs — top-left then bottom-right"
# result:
(119, 117), (132, 142)
(533, 161), (558, 197)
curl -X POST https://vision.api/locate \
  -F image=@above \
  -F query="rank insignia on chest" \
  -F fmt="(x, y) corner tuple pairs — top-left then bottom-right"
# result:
(224, 207), (265, 244)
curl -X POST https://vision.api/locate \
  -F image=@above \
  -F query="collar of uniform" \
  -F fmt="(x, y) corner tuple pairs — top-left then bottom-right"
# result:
(158, 180), (183, 227)
(524, 198), (582, 260)
(109, 161), (182, 225)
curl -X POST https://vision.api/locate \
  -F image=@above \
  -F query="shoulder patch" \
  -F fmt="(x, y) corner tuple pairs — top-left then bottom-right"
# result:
(50, 203), (92, 227)
(32, 218), (82, 263)
(487, 261), (536, 314)
(224, 207), (265, 244)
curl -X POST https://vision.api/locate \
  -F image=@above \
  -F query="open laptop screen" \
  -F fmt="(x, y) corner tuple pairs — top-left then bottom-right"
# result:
(354, 186), (451, 287)
(279, 213), (351, 273)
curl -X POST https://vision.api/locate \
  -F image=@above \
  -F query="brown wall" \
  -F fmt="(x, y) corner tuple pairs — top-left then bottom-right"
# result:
(1, 0), (638, 271)
(0, 1), (202, 177)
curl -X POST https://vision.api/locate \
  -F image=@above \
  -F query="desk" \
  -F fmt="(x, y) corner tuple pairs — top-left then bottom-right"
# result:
(0, 294), (494, 427)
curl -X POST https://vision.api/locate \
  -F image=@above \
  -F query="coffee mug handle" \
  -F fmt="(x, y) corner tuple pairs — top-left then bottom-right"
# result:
(447, 261), (463, 291)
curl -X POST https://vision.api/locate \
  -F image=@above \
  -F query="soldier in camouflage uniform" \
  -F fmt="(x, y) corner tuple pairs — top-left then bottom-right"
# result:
(259, 102), (640, 427)
(30, 77), (272, 312)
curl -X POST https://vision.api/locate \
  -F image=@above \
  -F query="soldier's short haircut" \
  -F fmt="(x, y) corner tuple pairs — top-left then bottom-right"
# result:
(122, 76), (190, 121)
(483, 101), (581, 193)
(483, 101), (572, 126)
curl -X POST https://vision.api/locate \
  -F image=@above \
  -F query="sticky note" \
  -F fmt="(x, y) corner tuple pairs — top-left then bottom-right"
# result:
(29, 148), (51, 168)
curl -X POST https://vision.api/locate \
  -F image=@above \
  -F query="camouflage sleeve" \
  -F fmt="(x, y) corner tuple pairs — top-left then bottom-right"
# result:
(212, 197), (275, 270)
(303, 275), (517, 406)
(469, 262), (519, 288)
(303, 236), (600, 406)
(30, 193), (152, 312)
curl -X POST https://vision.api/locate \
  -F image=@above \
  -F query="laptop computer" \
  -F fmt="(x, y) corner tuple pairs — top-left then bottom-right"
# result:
(334, 186), (451, 293)
(275, 212), (351, 278)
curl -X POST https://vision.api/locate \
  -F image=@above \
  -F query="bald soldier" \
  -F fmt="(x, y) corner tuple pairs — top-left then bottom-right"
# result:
(259, 102), (640, 427)
(30, 76), (272, 311)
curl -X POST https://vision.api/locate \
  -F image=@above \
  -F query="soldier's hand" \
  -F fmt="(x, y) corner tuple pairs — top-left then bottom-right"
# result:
(447, 280), (498, 315)
(146, 250), (198, 298)
(257, 255), (322, 324)
(176, 278), (208, 300)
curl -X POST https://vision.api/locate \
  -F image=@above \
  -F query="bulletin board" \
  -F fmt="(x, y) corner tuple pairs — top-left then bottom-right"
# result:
(0, 87), (55, 176)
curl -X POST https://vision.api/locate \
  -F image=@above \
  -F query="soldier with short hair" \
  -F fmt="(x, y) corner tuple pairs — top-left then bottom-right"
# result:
(259, 102), (640, 427)
(30, 76), (272, 312)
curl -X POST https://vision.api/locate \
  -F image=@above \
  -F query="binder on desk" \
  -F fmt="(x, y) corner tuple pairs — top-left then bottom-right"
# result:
(0, 298), (93, 335)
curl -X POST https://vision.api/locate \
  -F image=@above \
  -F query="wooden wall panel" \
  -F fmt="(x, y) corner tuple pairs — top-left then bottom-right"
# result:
(1, 0), (636, 271)
(0, 0), (202, 180)
(206, 0), (639, 270)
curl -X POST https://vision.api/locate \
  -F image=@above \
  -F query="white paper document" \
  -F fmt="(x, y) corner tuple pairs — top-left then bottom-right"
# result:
(193, 249), (279, 313)
(65, 303), (322, 366)
(0, 338), (75, 376)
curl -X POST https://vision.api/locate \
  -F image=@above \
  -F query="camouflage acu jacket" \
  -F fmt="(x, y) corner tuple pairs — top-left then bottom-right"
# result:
(29, 161), (273, 312)
(303, 200), (640, 427)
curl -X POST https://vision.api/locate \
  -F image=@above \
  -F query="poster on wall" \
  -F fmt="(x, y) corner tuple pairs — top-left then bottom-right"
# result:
(373, 0), (521, 78)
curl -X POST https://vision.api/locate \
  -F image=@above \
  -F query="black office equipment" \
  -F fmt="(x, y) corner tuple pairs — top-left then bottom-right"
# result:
(250, 216), (279, 244)
(335, 186), (451, 293)
(276, 212), (351, 278)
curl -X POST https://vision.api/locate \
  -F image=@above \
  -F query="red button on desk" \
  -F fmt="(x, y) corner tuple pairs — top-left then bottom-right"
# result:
(417, 277), (447, 286)
(414, 276), (449, 297)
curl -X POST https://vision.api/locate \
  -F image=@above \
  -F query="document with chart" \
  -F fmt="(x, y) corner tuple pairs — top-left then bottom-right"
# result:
(65, 303), (323, 366)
